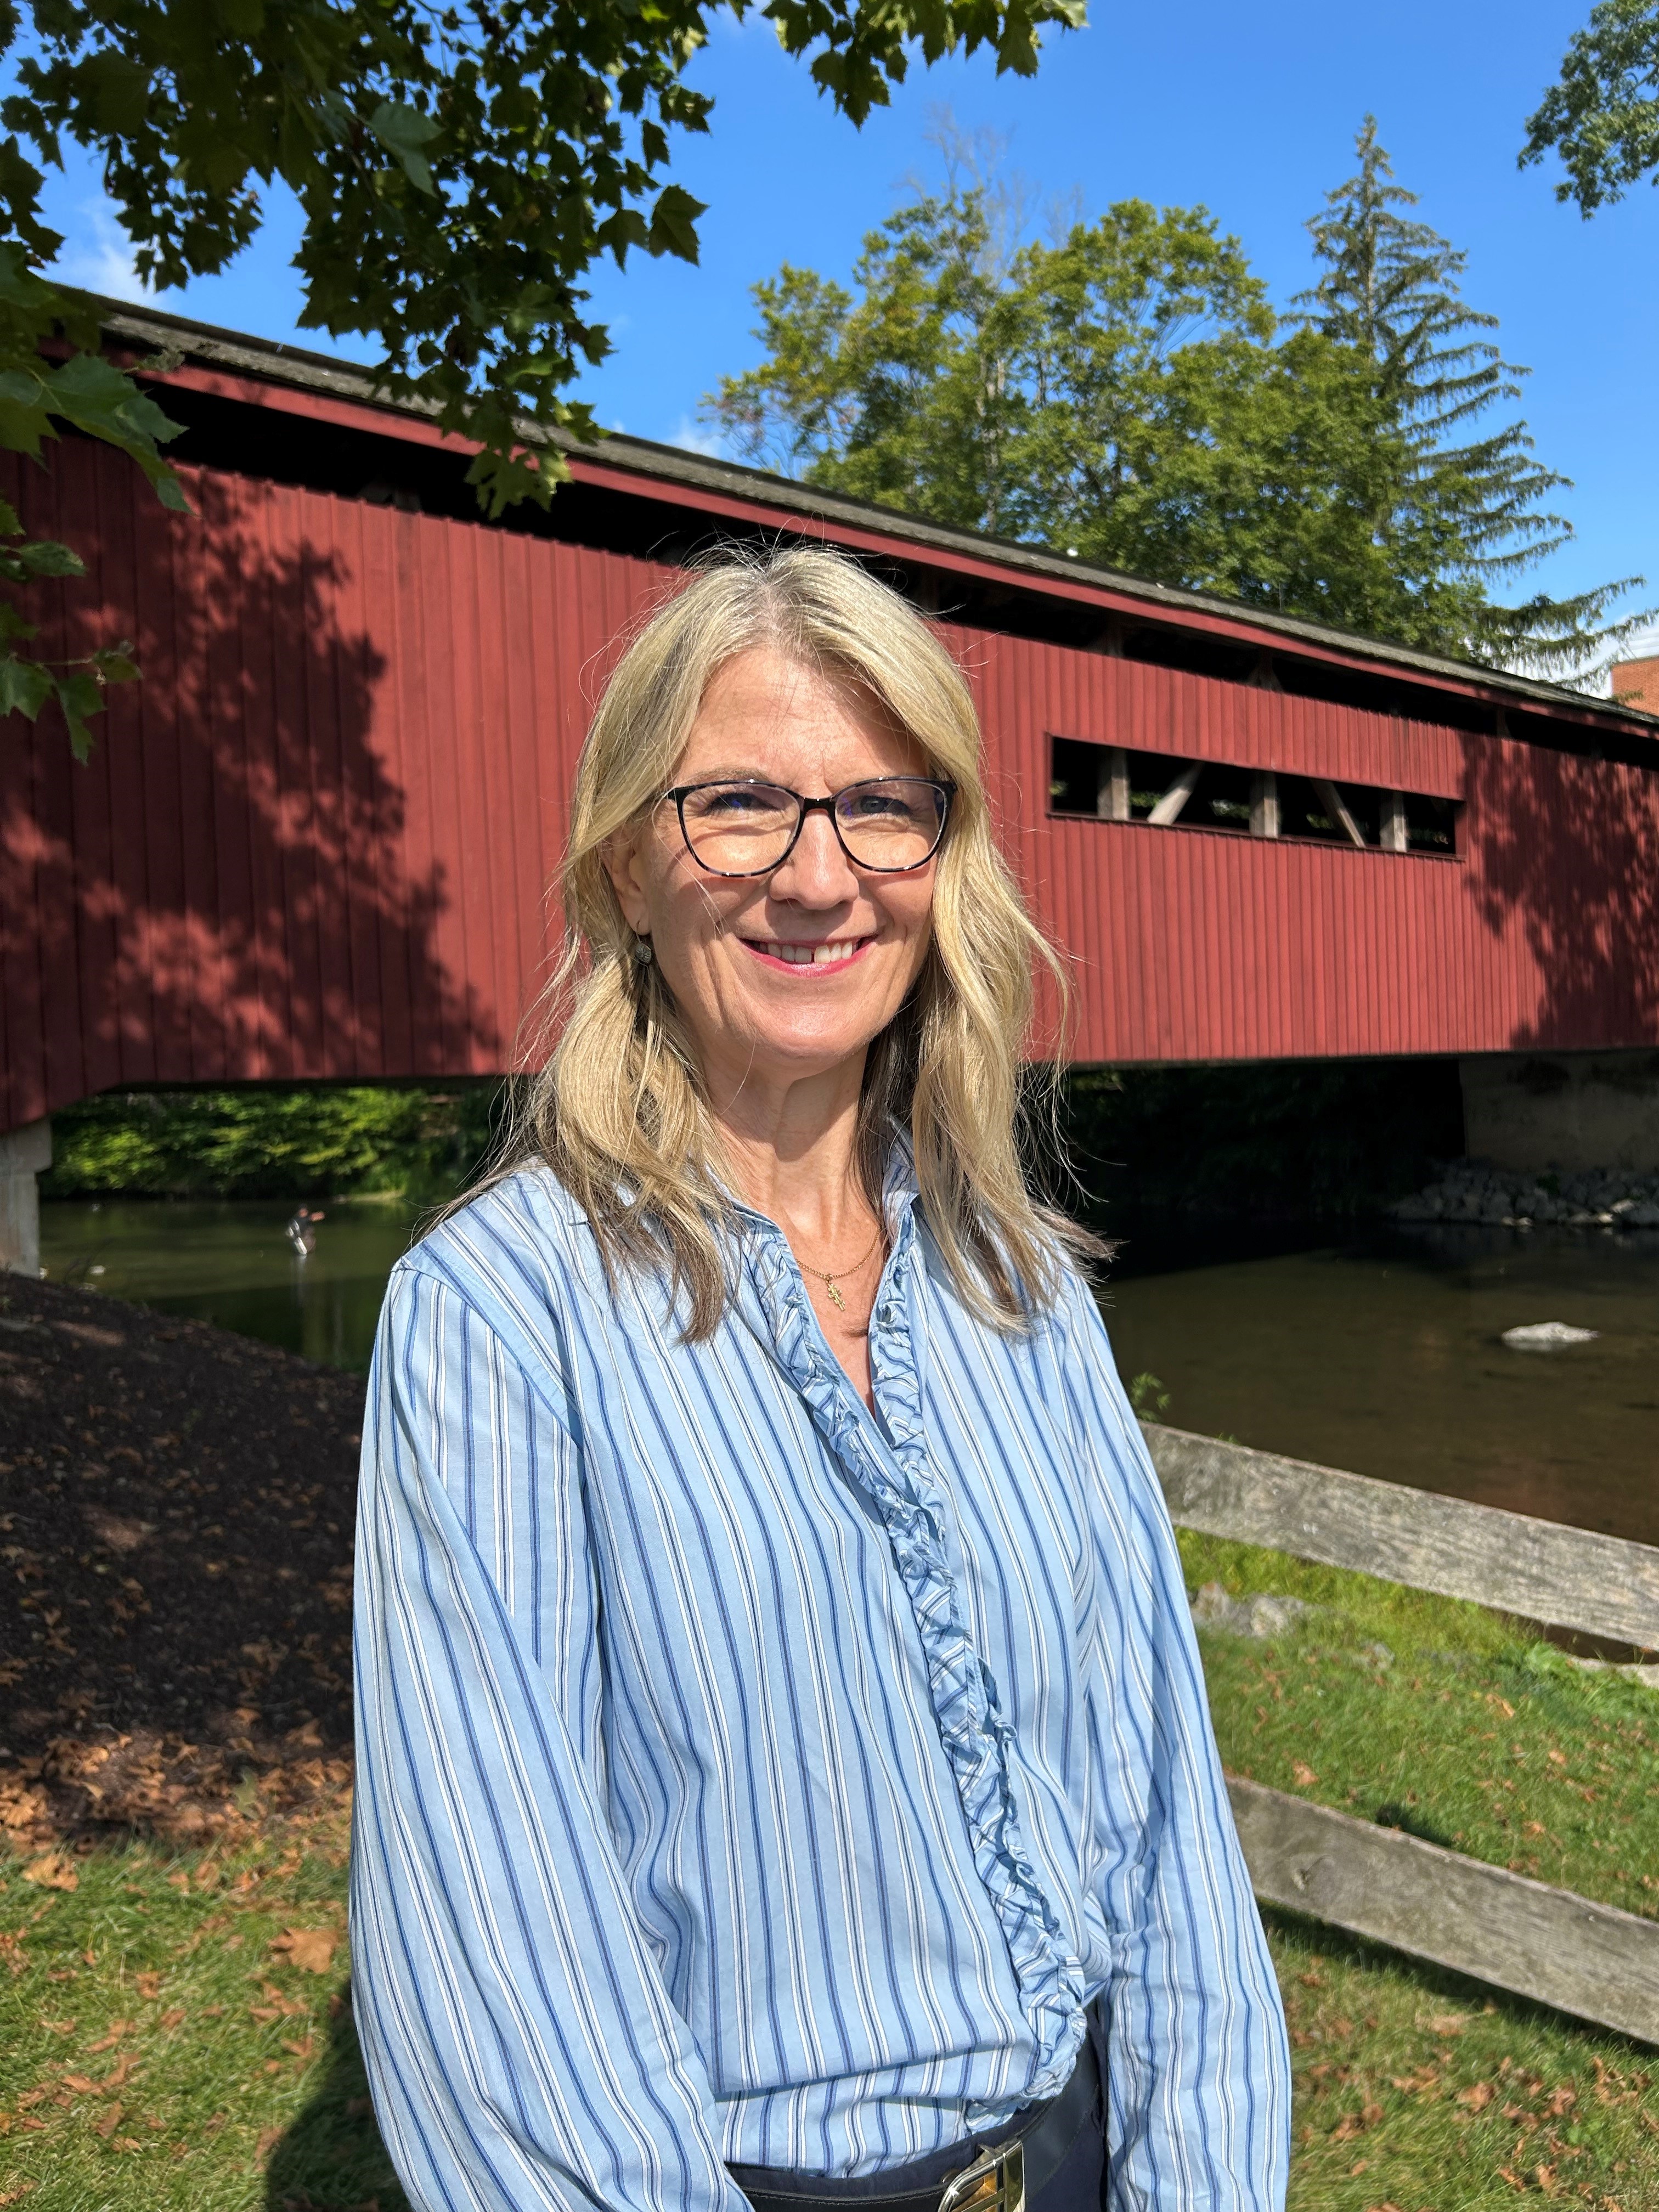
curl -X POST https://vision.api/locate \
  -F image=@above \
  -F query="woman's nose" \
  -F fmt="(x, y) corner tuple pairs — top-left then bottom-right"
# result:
(769, 809), (859, 905)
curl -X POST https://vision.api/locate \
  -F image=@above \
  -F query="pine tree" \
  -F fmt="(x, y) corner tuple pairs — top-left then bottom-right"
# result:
(1297, 117), (1641, 674)
(708, 122), (1642, 675)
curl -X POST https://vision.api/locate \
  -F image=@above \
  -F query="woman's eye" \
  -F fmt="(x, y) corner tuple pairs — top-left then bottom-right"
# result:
(697, 786), (786, 817)
(847, 791), (917, 822)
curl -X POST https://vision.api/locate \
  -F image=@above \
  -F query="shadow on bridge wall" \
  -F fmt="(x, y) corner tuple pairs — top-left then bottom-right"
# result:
(1463, 728), (1659, 1053)
(2, 452), (507, 1130)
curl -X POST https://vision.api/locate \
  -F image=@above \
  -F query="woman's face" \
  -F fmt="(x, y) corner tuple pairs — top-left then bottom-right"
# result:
(605, 647), (941, 1110)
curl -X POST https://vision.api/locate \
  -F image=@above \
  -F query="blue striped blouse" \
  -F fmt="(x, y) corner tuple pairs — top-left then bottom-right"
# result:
(350, 1156), (1290, 2212)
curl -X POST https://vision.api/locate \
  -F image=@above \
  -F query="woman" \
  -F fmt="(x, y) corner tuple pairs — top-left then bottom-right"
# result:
(351, 548), (1290, 2212)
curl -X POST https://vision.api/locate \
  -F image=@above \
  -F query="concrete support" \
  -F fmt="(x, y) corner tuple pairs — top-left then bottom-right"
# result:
(1460, 1052), (1659, 1172)
(0, 1118), (52, 1275)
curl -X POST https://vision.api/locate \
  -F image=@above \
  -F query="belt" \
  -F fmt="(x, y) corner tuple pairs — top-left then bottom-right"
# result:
(730, 2009), (1104, 2212)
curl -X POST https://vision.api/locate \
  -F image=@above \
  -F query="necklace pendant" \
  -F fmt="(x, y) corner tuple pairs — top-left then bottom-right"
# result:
(825, 1280), (847, 1312)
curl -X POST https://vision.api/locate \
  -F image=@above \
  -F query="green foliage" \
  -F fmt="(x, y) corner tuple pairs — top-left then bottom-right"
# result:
(0, 0), (1082, 758)
(709, 120), (1641, 672)
(1127, 1370), (1170, 1418)
(1299, 119), (1643, 676)
(41, 1083), (503, 1203)
(1522, 0), (1659, 215)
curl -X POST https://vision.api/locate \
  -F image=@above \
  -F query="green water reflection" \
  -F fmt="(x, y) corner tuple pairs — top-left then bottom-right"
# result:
(37, 1200), (1659, 1545)
(41, 1197), (419, 1374)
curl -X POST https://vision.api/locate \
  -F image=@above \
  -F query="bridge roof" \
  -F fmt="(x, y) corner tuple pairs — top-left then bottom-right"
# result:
(93, 293), (1658, 754)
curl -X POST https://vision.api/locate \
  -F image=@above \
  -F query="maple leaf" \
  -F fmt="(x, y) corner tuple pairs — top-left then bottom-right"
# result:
(270, 1926), (337, 1975)
(22, 1854), (77, 1892)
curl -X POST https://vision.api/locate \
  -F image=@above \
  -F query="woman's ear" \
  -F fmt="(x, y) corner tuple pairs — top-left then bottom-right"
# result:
(601, 826), (651, 937)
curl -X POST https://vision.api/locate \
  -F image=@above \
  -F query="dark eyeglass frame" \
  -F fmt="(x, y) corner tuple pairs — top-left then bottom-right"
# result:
(662, 775), (956, 878)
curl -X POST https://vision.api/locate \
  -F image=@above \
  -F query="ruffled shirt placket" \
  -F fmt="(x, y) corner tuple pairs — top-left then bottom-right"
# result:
(739, 1194), (1087, 2115)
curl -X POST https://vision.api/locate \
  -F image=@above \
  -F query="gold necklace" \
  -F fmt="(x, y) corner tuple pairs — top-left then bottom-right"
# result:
(798, 1222), (885, 1312)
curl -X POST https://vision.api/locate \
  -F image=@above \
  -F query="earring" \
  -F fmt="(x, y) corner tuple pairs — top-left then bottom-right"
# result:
(633, 936), (654, 966)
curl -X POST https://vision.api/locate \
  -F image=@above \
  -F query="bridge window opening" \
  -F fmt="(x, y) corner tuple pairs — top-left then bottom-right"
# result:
(1049, 737), (1459, 855)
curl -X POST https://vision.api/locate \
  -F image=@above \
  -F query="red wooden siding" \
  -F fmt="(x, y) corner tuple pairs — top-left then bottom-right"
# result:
(3, 435), (1659, 1138)
(963, 633), (1659, 1066)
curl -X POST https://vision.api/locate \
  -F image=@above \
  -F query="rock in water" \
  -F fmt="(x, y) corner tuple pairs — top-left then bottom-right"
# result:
(1501, 1321), (1600, 1350)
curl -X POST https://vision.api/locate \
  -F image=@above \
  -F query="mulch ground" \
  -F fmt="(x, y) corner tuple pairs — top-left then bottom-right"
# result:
(0, 1270), (363, 1852)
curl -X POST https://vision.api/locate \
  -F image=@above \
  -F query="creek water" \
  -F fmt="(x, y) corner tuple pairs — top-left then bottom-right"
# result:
(38, 1198), (1659, 1547)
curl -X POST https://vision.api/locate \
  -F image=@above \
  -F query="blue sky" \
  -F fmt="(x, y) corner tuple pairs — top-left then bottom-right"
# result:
(43, 0), (1659, 648)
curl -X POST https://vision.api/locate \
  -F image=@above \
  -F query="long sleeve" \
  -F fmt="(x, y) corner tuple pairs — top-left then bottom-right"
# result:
(349, 1259), (749, 2212)
(1059, 1277), (1291, 2212)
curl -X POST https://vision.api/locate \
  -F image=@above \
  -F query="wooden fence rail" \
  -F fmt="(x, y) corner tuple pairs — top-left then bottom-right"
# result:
(1138, 1424), (1659, 2045)
(1228, 1781), (1659, 2047)
(1142, 1423), (1659, 1654)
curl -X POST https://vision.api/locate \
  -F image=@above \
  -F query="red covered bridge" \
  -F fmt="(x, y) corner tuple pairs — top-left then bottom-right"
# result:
(3, 297), (1658, 1248)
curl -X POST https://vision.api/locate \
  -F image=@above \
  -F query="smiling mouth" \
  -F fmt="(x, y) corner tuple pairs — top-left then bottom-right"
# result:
(742, 937), (873, 969)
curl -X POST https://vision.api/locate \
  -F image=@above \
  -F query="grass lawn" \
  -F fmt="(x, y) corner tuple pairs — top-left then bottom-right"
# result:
(2, 1533), (1655, 2210)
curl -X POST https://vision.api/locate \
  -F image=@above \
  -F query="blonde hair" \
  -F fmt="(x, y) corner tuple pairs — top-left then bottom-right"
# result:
(489, 542), (1096, 1336)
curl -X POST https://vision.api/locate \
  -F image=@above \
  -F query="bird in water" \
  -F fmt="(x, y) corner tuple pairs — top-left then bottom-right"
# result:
(286, 1207), (326, 1257)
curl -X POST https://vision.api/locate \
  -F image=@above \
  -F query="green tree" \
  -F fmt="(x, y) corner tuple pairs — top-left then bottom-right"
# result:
(0, 0), (1082, 758)
(709, 123), (1640, 671)
(1299, 117), (1638, 674)
(1521, 0), (1659, 214)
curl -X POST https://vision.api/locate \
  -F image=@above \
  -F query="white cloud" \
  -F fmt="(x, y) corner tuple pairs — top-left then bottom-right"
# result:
(666, 412), (725, 459)
(49, 199), (161, 302)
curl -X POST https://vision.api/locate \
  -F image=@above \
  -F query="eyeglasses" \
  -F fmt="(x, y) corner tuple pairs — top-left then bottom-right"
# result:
(664, 777), (955, 878)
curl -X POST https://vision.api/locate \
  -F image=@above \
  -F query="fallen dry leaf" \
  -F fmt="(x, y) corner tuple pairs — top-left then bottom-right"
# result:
(1291, 1761), (1319, 1788)
(22, 1854), (77, 1892)
(270, 1926), (336, 1975)
(1457, 2081), (1496, 2111)
(1429, 2013), (1468, 2036)
(61, 2073), (101, 2095)
(93, 2103), (123, 2140)
(157, 2007), (185, 2031)
(134, 1972), (162, 2000)
(86, 2021), (133, 2053)
(255, 2124), (284, 2162)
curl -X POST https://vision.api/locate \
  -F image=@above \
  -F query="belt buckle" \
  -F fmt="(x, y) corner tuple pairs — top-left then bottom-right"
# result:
(936, 2140), (1024, 2212)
